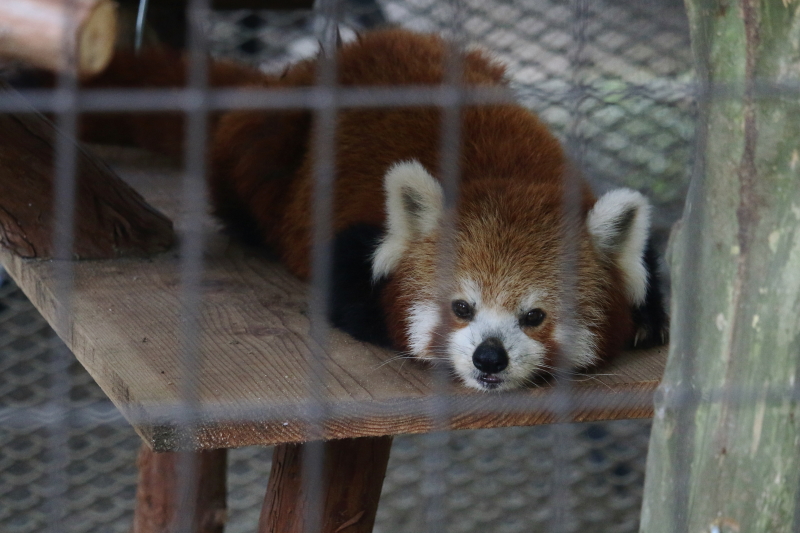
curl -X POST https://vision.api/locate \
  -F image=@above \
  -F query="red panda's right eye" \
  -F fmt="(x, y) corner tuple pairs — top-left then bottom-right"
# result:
(520, 308), (546, 328)
(452, 300), (474, 320)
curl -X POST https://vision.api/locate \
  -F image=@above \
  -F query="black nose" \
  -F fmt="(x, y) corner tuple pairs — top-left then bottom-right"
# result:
(472, 337), (509, 374)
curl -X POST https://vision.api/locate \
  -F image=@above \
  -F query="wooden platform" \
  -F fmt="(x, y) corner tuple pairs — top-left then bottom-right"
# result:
(0, 148), (667, 452)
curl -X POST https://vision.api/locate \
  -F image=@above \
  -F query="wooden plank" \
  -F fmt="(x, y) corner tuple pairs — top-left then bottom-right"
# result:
(0, 106), (174, 259)
(0, 149), (668, 451)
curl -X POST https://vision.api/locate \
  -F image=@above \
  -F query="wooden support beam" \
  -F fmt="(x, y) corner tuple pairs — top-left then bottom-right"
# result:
(133, 444), (228, 533)
(0, 0), (118, 75)
(0, 104), (174, 259)
(259, 436), (393, 533)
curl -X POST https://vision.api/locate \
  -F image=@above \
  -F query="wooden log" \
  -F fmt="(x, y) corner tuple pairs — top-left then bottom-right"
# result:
(133, 444), (228, 533)
(0, 107), (174, 259)
(640, 1), (800, 532)
(0, 0), (117, 75)
(259, 436), (393, 533)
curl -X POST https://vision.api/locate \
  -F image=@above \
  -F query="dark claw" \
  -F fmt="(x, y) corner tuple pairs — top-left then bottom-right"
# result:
(630, 239), (669, 348)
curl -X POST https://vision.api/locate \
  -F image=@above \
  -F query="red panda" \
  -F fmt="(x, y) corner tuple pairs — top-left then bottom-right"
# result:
(74, 28), (667, 391)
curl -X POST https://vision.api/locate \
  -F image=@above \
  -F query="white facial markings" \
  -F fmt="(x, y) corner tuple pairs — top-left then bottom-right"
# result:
(409, 278), (600, 390)
(406, 300), (440, 357)
(449, 305), (548, 390)
(446, 279), (550, 391)
(458, 277), (483, 308)
(554, 322), (598, 368)
(519, 289), (549, 315)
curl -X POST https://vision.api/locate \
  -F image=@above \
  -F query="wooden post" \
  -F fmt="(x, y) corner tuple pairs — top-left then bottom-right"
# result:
(0, 104), (174, 259)
(259, 436), (393, 533)
(639, 1), (800, 532)
(0, 0), (117, 75)
(133, 444), (228, 533)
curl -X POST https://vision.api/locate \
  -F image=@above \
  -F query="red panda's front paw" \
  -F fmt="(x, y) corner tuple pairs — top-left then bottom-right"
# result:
(629, 239), (670, 349)
(632, 320), (670, 349)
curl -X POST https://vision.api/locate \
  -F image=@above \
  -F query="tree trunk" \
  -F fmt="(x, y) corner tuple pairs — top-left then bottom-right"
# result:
(640, 1), (800, 532)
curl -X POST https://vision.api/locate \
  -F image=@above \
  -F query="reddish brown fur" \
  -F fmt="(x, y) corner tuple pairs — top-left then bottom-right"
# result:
(81, 28), (635, 367)
(387, 176), (633, 365)
(80, 47), (271, 155)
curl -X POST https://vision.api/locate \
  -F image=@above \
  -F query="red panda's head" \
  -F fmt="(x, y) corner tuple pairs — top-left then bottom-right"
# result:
(373, 161), (652, 391)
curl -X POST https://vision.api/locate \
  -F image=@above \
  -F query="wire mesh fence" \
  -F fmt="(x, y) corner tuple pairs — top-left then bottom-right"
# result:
(0, 0), (697, 532)
(0, 274), (652, 533)
(208, 0), (694, 247)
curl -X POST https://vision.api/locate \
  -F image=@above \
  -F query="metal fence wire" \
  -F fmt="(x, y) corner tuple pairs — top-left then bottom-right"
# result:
(0, 274), (653, 533)
(0, 0), (696, 532)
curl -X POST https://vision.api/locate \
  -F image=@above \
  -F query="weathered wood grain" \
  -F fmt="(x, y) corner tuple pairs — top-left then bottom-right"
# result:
(0, 150), (667, 451)
(0, 110), (174, 259)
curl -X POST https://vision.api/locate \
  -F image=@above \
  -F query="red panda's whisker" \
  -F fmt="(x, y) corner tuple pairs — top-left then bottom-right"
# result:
(534, 364), (615, 390)
(371, 353), (415, 371)
(172, 27), (669, 391)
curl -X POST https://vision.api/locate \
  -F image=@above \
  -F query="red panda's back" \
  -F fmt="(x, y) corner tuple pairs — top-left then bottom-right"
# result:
(271, 30), (567, 277)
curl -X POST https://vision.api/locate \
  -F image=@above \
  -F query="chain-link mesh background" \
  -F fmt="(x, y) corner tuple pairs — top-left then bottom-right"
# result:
(0, 0), (693, 531)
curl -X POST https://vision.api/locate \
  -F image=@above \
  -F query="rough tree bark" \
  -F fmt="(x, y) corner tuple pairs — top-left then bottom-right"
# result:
(640, 1), (800, 532)
(0, 103), (174, 259)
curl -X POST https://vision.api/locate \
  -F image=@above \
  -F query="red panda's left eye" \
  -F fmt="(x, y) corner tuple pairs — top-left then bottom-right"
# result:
(520, 308), (546, 328)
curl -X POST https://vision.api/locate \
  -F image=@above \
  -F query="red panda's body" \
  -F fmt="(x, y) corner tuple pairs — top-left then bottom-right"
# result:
(210, 30), (561, 278)
(80, 28), (667, 391)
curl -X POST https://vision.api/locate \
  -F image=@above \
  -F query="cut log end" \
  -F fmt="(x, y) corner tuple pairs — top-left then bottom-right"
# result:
(0, 0), (118, 75)
(78, 0), (118, 75)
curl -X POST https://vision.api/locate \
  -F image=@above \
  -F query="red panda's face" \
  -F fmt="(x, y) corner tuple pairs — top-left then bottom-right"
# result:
(374, 161), (652, 391)
(437, 276), (561, 391)
(401, 192), (600, 391)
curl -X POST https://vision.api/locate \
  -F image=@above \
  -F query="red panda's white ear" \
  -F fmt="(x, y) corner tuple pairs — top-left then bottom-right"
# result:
(587, 189), (651, 306)
(372, 160), (444, 281)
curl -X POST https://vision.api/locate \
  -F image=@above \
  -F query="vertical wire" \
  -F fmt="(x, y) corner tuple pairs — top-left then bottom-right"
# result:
(47, 0), (80, 530)
(421, 1), (466, 529)
(135, 0), (151, 52)
(303, 0), (341, 530)
(547, 0), (590, 530)
(175, 0), (211, 531)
